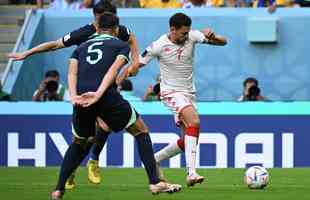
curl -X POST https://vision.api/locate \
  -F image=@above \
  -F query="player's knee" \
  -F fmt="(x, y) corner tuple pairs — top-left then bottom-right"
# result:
(133, 131), (149, 137)
(73, 137), (93, 150)
(126, 117), (149, 136)
(187, 117), (200, 127)
(139, 126), (149, 133)
(87, 136), (96, 144)
(127, 127), (149, 137)
(96, 118), (111, 132)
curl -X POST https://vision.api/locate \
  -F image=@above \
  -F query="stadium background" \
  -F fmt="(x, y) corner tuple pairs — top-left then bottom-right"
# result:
(3, 8), (310, 101)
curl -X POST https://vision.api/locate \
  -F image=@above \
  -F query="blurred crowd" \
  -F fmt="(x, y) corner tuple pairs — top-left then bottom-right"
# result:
(0, 68), (266, 102)
(2, 0), (299, 102)
(7, 0), (310, 9)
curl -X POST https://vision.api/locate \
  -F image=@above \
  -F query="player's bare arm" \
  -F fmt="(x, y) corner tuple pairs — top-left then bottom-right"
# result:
(115, 33), (141, 85)
(116, 61), (145, 85)
(128, 33), (140, 66)
(8, 38), (65, 61)
(81, 56), (129, 107)
(68, 58), (82, 106)
(201, 28), (227, 46)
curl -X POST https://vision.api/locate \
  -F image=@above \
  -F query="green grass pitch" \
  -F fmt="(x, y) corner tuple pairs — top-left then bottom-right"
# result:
(0, 167), (309, 200)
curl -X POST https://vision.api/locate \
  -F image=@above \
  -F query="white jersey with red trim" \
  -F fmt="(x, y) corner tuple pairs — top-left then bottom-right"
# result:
(140, 30), (206, 94)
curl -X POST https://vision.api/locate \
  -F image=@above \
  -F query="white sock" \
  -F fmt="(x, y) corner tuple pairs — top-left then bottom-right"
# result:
(185, 135), (198, 176)
(154, 142), (183, 162)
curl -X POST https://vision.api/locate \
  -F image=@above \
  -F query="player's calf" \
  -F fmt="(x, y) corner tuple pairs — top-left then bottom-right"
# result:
(155, 162), (168, 182)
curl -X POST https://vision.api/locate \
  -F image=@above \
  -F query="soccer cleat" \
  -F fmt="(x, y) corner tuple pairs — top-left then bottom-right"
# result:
(186, 173), (205, 187)
(87, 160), (101, 184)
(50, 190), (64, 200)
(65, 172), (76, 190)
(149, 181), (182, 195)
(156, 162), (168, 182)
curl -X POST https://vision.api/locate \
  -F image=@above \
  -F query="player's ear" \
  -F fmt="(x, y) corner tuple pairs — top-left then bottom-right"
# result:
(170, 26), (176, 34)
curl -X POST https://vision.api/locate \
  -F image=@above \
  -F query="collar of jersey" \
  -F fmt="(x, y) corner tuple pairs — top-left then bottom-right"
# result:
(88, 33), (118, 42)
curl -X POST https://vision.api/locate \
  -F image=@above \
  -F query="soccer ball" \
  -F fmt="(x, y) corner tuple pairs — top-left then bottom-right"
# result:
(244, 166), (269, 189)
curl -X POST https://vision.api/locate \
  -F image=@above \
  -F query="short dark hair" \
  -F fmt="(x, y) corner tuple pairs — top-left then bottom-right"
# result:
(98, 13), (119, 29)
(169, 13), (192, 29)
(243, 77), (258, 87)
(93, 0), (117, 15)
(45, 70), (59, 78)
(120, 79), (133, 91)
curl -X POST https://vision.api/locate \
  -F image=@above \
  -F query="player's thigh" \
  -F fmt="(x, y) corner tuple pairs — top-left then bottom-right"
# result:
(179, 105), (200, 127)
(72, 106), (97, 140)
(99, 102), (136, 133)
(126, 116), (149, 136)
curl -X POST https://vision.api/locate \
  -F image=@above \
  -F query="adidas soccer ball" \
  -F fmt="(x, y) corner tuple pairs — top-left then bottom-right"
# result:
(244, 166), (269, 189)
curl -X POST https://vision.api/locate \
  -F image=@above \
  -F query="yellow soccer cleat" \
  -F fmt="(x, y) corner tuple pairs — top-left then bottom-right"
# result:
(87, 160), (101, 184)
(65, 172), (76, 190)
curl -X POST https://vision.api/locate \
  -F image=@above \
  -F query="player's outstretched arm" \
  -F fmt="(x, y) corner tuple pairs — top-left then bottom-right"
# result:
(115, 33), (141, 86)
(128, 33), (140, 67)
(7, 38), (65, 61)
(116, 44), (155, 85)
(115, 62), (144, 85)
(81, 56), (129, 107)
(201, 28), (227, 46)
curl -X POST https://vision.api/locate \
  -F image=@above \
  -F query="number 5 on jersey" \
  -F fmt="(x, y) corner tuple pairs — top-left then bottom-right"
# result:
(86, 42), (103, 65)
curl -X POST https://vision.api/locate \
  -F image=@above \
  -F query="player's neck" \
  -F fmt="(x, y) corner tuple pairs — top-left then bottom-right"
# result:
(167, 33), (178, 44)
(98, 30), (115, 37)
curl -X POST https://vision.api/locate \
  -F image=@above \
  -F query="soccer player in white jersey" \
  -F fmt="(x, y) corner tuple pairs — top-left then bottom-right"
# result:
(125, 12), (227, 187)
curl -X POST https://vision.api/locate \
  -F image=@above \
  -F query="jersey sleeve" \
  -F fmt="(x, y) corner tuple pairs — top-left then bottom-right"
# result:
(189, 30), (207, 44)
(117, 43), (130, 63)
(118, 25), (131, 42)
(70, 48), (80, 60)
(62, 24), (95, 47)
(140, 42), (161, 65)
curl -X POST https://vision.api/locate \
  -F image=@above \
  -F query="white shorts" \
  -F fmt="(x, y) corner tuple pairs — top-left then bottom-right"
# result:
(161, 91), (196, 126)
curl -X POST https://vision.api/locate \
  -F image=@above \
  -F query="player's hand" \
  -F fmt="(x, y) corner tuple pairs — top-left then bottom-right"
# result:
(202, 28), (215, 40)
(80, 92), (101, 107)
(127, 64), (139, 77)
(70, 95), (84, 106)
(7, 52), (28, 61)
(116, 67), (130, 86)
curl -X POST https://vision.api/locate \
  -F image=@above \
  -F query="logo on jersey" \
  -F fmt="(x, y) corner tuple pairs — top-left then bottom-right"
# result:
(164, 47), (171, 52)
(63, 33), (71, 42)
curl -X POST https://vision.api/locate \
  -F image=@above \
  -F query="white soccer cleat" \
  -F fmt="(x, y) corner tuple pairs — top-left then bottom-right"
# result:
(149, 181), (182, 195)
(186, 173), (205, 187)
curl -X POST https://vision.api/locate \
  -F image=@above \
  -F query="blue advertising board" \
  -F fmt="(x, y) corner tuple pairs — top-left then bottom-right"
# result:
(0, 102), (309, 168)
